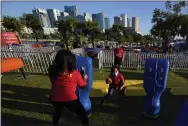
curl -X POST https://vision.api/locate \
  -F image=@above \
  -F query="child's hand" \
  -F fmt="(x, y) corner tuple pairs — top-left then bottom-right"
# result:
(120, 85), (125, 90)
(83, 74), (88, 80)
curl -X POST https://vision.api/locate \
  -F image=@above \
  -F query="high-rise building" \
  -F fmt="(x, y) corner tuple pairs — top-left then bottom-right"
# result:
(57, 12), (69, 21)
(132, 17), (139, 32)
(120, 14), (127, 27)
(98, 12), (105, 30)
(84, 12), (92, 21)
(76, 12), (92, 23)
(104, 17), (110, 29)
(91, 12), (105, 30)
(47, 9), (61, 28)
(92, 14), (98, 22)
(64, 6), (78, 17)
(127, 17), (131, 27)
(33, 8), (51, 28)
(60, 12), (69, 17)
(114, 16), (122, 25)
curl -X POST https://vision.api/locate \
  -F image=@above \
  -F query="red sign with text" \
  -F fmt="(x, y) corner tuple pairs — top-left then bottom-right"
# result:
(1, 32), (21, 45)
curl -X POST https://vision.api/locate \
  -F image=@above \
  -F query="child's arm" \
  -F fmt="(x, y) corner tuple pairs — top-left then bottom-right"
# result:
(119, 74), (126, 90)
(76, 71), (87, 88)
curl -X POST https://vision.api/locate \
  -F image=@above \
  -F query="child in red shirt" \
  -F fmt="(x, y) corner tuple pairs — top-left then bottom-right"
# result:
(100, 65), (127, 105)
(48, 49), (89, 126)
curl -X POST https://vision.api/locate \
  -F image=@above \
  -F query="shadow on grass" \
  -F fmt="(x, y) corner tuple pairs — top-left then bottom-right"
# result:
(2, 72), (48, 77)
(2, 113), (50, 126)
(1, 83), (187, 126)
(91, 88), (187, 126)
(175, 71), (188, 81)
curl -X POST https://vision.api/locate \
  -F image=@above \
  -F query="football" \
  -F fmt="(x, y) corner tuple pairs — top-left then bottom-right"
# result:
(106, 77), (112, 84)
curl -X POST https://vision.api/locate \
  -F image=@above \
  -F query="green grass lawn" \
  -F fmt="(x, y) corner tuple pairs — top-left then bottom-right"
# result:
(1, 69), (188, 126)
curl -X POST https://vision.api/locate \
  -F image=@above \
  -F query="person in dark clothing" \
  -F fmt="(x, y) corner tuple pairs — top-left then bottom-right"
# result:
(48, 49), (89, 126)
(100, 65), (127, 105)
(114, 44), (124, 67)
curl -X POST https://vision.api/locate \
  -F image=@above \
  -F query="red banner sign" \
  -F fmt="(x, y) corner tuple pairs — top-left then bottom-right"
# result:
(1, 32), (21, 45)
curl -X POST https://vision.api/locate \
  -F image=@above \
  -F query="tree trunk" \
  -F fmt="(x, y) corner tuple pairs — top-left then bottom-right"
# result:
(92, 38), (95, 48)
(64, 36), (69, 50)
(33, 30), (39, 42)
(107, 35), (109, 41)
(92, 29), (95, 48)
(35, 36), (39, 42)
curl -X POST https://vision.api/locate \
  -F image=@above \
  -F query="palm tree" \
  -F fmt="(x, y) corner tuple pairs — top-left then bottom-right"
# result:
(112, 24), (124, 43)
(81, 21), (101, 48)
(56, 19), (77, 50)
(2, 16), (23, 35)
(105, 29), (111, 41)
(20, 13), (43, 42)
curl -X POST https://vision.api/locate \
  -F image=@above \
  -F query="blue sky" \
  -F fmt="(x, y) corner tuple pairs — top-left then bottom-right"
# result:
(2, 1), (188, 35)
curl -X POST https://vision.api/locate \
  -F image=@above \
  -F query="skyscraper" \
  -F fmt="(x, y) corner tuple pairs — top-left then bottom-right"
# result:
(57, 12), (69, 21)
(47, 9), (61, 28)
(98, 12), (105, 30)
(64, 6), (78, 17)
(76, 13), (92, 23)
(32, 8), (51, 28)
(114, 16), (122, 25)
(120, 14), (127, 27)
(132, 17), (139, 32)
(104, 17), (110, 29)
(127, 17), (131, 27)
(92, 12), (105, 30)
(84, 12), (92, 21)
(92, 14), (98, 22)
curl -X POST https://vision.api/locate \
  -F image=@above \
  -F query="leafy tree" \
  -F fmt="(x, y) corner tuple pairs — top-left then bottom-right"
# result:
(122, 29), (128, 38)
(151, 1), (187, 46)
(56, 19), (77, 50)
(43, 34), (51, 39)
(98, 33), (107, 41)
(20, 33), (30, 39)
(127, 35), (133, 42)
(20, 13), (43, 42)
(80, 21), (101, 48)
(132, 33), (143, 42)
(179, 15), (188, 43)
(111, 24), (124, 43)
(105, 29), (111, 40)
(2, 16), (23, 34)
(143, 34), (157, 43)
(112, 24), (123, 33)
(50, 32), (61, 39)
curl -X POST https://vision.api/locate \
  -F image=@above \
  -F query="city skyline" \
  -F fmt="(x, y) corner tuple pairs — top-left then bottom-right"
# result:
(2, 1), (188, 35)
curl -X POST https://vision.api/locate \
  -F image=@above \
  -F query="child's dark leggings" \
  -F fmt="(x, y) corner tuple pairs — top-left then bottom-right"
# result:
(101, 82), (126, 104)
(51, 99), (89, 125)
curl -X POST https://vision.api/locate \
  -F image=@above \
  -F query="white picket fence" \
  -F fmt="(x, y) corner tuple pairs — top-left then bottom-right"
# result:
(101, 50), (188, 71)
(1, 46), (188, 74)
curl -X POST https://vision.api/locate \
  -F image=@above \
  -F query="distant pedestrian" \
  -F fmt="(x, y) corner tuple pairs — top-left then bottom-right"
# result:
(114, 43), (124, 67)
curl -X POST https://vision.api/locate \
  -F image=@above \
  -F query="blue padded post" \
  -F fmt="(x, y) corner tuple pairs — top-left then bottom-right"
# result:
(75, 56), (93, 116)
(175, 99), (188, 126)
(143, 58), (169, 119)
